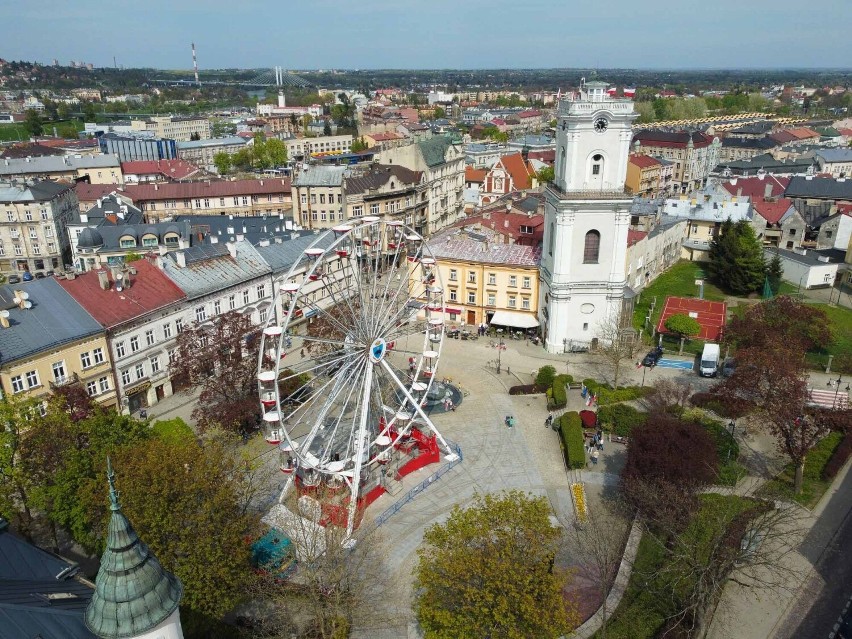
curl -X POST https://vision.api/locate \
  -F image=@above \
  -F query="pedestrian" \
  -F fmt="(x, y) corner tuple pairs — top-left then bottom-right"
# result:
(545, 412), (553, 428)
(449, 400), (456, 412)
(591, 449), (599, 465)
(300, 348), (306, 358)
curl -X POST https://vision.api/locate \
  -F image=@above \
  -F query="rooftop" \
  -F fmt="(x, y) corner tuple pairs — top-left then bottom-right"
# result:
(0, 180), (74, 203)
(751, 197), (795, 225)
(123, 178), (291, 201)
(769, 246), (840, 267)
(344, 164), (422, 195)
(120, 159), (201, 180)
(816, 148), (852, 163)
(0, 278), (104, 365)
(720, 174), (790, 198)
(785, 175), (852, 200)
(633, 130), (715, 149)
(0, 154), (120, 176)
(160, 240), (271, 299)
(292, 165), (348, 188)
(175, 136), (248, 150)
(254, 233), (333, 274)
(428, 226), (542, 266)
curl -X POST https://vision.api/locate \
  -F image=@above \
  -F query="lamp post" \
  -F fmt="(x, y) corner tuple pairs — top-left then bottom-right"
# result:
(496, 329), (504, 374)
(828, 374), (850, 409)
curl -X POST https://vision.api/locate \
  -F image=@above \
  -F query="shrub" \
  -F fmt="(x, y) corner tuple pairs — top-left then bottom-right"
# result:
(509, 384), (545, 395)
(535, 365), (557, 388)
(597, 404), (647, 437)
(559, 411), (585, 470)
(690, 392), (753, 419)
(821, 431), (852, 481)
(582, 378), (651, 405)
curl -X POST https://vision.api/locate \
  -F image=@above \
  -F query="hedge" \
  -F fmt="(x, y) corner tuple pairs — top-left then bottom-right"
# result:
(559, 411), (586, 469)
(509, 384), (546, 395)
(535, 365), (557, 388)
(597, 404), (647, 437)
(822, 430), (852, 481)
(690, 392), (753, 419)
(550, 374), (572, 409)
(581, 378), (651, 406)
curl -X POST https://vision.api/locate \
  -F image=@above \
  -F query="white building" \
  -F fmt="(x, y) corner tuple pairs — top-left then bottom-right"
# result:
(539, 80), (637, 353)
(767, 247), (839, 290)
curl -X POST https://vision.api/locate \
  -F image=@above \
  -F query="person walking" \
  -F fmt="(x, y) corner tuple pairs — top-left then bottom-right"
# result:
(591, 449), (600, 465)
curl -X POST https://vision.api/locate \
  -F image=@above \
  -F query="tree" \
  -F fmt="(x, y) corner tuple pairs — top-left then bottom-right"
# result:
(414, 491), (577, 639)
(213, 151), (232, 175)
(170, 310), (263, 434)
(708, 219), (765, 295)
(57, 102), (71, 120)
(23, 109), (43, 136)
(82, 435), (260, 622)
(596, 311), (639, 390)
(664, 313), (702, 340)
(536, 165), (554, 184)
(189, 131), (201, 141)
(534, 365), (557, 388)
(323, 119), (332, 136)
(81, 101), (97, 121)
(350, 137), (368, 153)
(725, 295), (830, 354)
(766, 250), (783, 295)
(433, 106), (445, 119)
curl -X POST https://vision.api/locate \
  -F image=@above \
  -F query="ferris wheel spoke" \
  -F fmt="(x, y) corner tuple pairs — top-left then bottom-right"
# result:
(276, 353), (361, 415)
(298, 334), (360, 349)
(321, 254), (362, 329)
(373, 267), (416, 336)
(316, 357), (366, 464)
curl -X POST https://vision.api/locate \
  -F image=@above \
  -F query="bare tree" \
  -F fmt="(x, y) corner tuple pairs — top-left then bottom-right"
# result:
(596, 310), (640, 390)
(640, 379), (694, 415)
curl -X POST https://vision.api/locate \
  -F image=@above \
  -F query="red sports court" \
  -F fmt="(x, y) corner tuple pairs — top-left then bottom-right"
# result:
(656, 297), (727, 342)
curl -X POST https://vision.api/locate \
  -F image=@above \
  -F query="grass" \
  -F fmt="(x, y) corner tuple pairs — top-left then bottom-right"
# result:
(760, 431), (844, 508)
(805, 304), (852, 371)
(0, 124), (31, 142)
(600, 494), (757, 639)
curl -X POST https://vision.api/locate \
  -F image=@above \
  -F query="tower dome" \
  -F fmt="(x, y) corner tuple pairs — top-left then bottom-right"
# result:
(78, 227), (104, 250)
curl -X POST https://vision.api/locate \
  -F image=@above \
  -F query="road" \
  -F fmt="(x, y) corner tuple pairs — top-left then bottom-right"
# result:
(776, 468), (852, 639)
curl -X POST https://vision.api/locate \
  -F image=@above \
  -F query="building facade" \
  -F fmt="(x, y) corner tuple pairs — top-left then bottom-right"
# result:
(176, 136), (249, 172)
(284, 135), (354, 161)
(0, 155), (124, 185)
(631, 130), (721, 194)
(131, 116), (211, 141)
(292, 165), (347, 230)
(343, 164), (426, 231)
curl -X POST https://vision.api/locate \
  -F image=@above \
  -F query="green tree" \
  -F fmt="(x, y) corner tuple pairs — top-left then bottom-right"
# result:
(708, 219), (765, 295)
(664, 313), (702, 340)
(323, 119), (332, 135)
(23, 109), (43, 136)
(231, 147), (253, 172)
(766, 250), (783, 294)
(536, 165), (554, 184)
(433, 106), (445, 119)
(262, 137), (287, 167)
(414, 491), (577, 639)
(213, 151), (232, 175)
(57, 102), (71, 120)
(82, 101), (97, 121)
(189, 131), (201, 141)
(350, 137), (368, 152)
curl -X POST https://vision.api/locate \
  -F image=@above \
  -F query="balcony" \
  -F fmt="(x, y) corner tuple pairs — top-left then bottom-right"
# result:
(558, 100), (634, 117)
(50, 372), (79, 389)
(546, 183), (631, 201)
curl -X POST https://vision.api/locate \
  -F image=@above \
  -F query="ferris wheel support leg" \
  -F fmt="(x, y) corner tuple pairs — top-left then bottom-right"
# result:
(379, 360), (460, 462)
(346, 361), (374, 538)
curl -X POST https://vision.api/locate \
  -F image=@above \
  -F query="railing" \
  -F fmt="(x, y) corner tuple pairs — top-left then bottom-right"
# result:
(360, 440), (463, 536)
(547, 183), (630, 200)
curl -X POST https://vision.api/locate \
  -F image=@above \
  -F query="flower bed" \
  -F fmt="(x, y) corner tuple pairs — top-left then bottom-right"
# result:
(571, 482), (588, 523)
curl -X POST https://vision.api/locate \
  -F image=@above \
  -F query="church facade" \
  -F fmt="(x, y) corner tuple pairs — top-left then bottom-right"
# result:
(539, 81), (638, 353)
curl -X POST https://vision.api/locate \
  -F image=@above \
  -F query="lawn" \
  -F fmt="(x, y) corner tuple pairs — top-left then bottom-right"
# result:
(805, 304), (852, 371)
(600, 494), (757, 639)
(0, 123), (30, 142)
(759, 431), (843, 508)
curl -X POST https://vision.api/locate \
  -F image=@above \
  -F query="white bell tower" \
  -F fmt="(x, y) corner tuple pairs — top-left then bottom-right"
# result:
(539, 80), (638, 353)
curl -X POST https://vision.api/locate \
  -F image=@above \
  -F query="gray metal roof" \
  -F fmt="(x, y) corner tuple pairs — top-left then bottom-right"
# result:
(0, 519), (95, 639)
(161, 240), (271, 299)
(0, 180), (73, 203)
(785, 176), (852, 200)
(70, 193), (143, 226)
(767, 247), (840, 267)
(292, 165), (348, 187)
(0, 154), (120, 176)
(816, 148), (852, 163)
(175, 136), (247, 150)
(418, 136), (455, 168)
(0, 278), (104, 365)
(255, 233), (334, 274)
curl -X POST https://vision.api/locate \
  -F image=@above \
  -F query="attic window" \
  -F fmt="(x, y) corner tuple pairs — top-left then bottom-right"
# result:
(119, 237), (136, 248)
(164, 234), (179, 246)
(520, 225), (534, 234)
(141, 234), (158, 247)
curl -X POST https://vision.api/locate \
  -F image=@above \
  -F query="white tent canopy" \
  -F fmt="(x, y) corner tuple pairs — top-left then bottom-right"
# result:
(489, 310), (540, 329)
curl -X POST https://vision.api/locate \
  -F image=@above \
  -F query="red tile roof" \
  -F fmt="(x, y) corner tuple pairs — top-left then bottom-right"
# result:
(629, 154), (661, 169)
(527, 149), (555, 164)
(57, 259), (186, 328)
(368, 132), (403, 142)
(751, 197), (794, 225)
(74, 183), (120, 203)
(720, 175), (789, 198)
(627, 229), (648, 246)
(121, 159), (201, 180)
(632, 130), (714, 149)
(495, 152), (535, 190)
(455, 210), (544, 245)
(123, 178), (291, 202)
(465, 167), (486, 183)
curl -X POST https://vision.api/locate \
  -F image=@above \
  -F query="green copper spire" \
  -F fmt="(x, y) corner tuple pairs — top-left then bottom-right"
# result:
(85, 461), (183, 639)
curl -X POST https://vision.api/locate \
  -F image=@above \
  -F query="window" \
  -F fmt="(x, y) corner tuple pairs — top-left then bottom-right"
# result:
(163, 323), (172, 339)
(195, 306), (206, 323)
(522, 276), (531, 289)
(487, 293), (496, 306)
(229, 294), (236, 310)
(487, 273), (496, 285)
(825, 230), (832, 238)
(259, 307), (268, 323)
(150, 356), (160, 374)
(583, 323), (589, 331)
(25, 370), (39, 388)
(467, 271), (476, 283)
(116, 341), (126, 358)
(691, 224), (698, 234)
(28, 226), (38, 239)
(352, 205), (363, 216)
(135, 363), (145, 380)
(242, 196), (248, 206)
(214, 299), (221, 315)
(204, 198), (210, 208)
(44, 226), (53, 237)
(6, 211), (15, 222)
(449, 289), (458, 301)
(467, 290), (476, 304)
(120, 237), (136, 248)
(99, 376), (110, 393)
(31, 243), (41, 256)
(449, 269), (457, 281)
(370, 203), (380, 215)
(52, 361), (66, 382)
(168, 349), (177, 365)
(81, 351), (92, 368)
(257, 284), (267, 298)
(176, 318), (184, 333)
(145, 329), (155, 346)
(243, 289), (250, 305)
(87, 380), (98, 396)
(310, 194), (316, 204)
(508, 296), (517, 308)
(118, 368), (129, 385)
(509, 275), (517, 287)
(583, 230), (601, 264)
(522, 297), (531, 310)
(788, 228), (797, 236)
(25, 210), (33, 221)
(319, 194), (326, 204)
(130, 336), (139, 353)
(520, 225), (534, 235)
(301, 194), (307, 205)
(11, 375), (24, 393)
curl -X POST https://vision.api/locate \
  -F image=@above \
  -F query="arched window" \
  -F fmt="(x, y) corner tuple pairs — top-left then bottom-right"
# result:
(583, 230), (600, 264)
(591, 153), (603, 176)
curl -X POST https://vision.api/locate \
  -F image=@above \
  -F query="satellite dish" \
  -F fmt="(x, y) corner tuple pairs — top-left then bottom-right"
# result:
(0, 310), (9, 318)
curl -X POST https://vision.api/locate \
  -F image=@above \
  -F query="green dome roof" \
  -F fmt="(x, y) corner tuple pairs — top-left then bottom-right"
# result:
(85, 460), (183, 639)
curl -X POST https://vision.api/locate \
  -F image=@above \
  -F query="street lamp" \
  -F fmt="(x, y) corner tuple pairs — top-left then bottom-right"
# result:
(496, 329), (504, 374)
(827, 374), (850, 409)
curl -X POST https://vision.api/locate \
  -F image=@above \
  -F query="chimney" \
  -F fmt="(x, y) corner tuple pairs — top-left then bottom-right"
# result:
(210, 236), (219, 244)
(226, 242), (238, 258)
(275, 237), (283, 244)
(96, 198), (102, 208)
(154, 184), (158, 191)
(175, 251), (187, 268)
(764, 183), (773, 198)
(259, 239), (270, 247)
(737, 188), (742, 197)
(503, 219), (509, 228)
(96, 269), (110, 290)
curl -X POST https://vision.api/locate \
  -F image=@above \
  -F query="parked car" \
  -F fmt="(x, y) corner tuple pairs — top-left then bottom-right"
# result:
(34, 272), (45, 279)
(721, 358), (736, 378)
(642, 346), (664, 367)
(7, 275), (20, 284)
(21, 271), (33, 282)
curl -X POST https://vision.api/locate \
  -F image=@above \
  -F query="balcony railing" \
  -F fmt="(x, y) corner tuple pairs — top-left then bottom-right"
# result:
(50, 372), (79, 389)
(546, 183), (630, 200)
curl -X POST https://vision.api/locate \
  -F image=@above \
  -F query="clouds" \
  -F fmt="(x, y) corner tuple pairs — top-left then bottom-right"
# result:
(1, 0), (849, 69)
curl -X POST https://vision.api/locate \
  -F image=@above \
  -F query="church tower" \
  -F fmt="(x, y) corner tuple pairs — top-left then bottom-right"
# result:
(539, 80), (638, 353)
(85, 459), (184, 639)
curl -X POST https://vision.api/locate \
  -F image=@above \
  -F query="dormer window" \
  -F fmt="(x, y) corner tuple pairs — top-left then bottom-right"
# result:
(119, 236), (136, 248)
(164, 234), (179, 247)
(141, 234), (158, 247)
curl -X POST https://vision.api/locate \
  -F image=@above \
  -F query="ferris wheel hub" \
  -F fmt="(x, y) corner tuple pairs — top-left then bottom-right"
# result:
(368, 337), (388, 363)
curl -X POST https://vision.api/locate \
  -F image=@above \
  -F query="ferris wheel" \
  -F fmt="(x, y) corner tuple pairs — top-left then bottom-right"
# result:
(257, 217), (459, 536)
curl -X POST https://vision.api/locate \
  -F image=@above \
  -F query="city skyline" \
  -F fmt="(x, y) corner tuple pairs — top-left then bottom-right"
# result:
(2, 0), (851, 71)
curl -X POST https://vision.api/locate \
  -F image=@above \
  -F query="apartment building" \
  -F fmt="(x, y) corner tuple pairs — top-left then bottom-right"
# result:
(815, 149), (852, 178)
(631, 131), (721, 193)
(0, 180), (77, 277)
(121, 178), (292, 221)
(343, 164), (426, 231)
(176, 136), (250, 172)
(292, 165), (347, 230)
(131, 116), (211, 141)
(284, 134), (354, 161)
(0, 154), (123, 185)
(0, 278), (117, 409)
(626, 154), (664, 197)
(376, 136), (465, 234)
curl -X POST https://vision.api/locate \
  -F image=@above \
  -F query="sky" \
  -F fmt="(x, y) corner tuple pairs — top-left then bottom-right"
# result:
(2, 0), (851, 71)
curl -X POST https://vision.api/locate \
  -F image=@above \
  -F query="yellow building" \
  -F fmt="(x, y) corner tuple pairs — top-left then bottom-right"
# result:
(0, 278), (117, 408)
(420, 224), (541, 329)
(625, 154), (663, 197)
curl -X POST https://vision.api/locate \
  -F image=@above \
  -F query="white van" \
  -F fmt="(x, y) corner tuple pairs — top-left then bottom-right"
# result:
(699, 343), (721, 378)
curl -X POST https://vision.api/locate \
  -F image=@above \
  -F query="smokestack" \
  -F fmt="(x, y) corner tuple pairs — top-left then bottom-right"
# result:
(278, 90), (285, 109)
(192, 42), (200, 87)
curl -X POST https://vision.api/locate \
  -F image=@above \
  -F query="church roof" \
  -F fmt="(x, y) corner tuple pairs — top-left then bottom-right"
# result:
(85, 460), (182, 639)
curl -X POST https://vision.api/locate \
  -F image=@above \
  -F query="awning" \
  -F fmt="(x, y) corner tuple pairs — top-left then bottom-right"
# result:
(442, 307), (462, 315)
(489, 310), (540, 329)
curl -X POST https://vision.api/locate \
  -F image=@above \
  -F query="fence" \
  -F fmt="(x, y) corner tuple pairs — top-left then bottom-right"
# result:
(360, 440), (463, 536)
